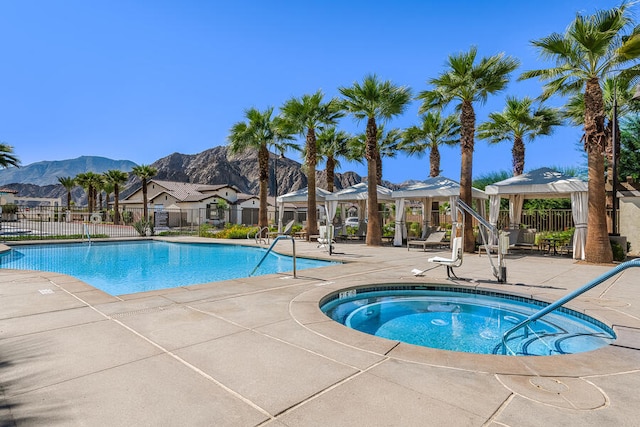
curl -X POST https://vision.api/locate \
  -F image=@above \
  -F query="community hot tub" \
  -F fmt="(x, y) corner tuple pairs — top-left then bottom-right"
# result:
(320, 285), (616, 356)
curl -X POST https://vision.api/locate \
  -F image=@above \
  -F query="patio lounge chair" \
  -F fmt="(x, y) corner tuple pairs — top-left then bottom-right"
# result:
(412, 236), (463, 278)
(407, 230), (446, 251)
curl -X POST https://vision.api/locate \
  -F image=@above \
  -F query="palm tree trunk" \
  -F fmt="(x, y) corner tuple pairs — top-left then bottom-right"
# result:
(429, 145), (440, 177)
(512, 136), (525, 176)
(366, 117), (381, 245)
(375, 149), (382, 185)
(114, 185), (121, 225)
(584, 77), (613, 263)
(460, 101), (475, 253)
(258, 143), (269, 232)
(306, 128), (318, 240)
(326, 156), (335, 192)
(142, 180), (148, 220)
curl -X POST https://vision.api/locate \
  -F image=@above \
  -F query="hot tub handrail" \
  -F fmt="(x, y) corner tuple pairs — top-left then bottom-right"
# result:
(250, 235), (296, 278)
(501, 258), (640, 355)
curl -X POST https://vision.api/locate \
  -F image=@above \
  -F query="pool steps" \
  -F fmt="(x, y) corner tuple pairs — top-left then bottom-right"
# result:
(502, 258), (640, 354)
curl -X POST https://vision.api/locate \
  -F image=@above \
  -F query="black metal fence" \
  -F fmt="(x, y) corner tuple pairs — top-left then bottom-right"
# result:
(0, 205), (594, 242)
(0, 206), (207, 241)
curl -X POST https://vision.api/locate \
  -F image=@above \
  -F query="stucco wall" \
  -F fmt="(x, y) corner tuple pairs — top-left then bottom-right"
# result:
(620, 198), (640, 255)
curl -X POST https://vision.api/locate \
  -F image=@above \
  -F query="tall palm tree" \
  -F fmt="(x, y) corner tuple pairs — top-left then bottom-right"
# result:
(564, 77), (636, 184)
(402, 111), (460, 177)
(228, 107), (290, 231)
(0, 143), (20, 168)
(102, 181), (114, 210)
(75, 171), (103, 213)
(131, 165), (158, 221)
(477, 96), (562, 176)
(520, 3), (640, 264)
(281, 91), (343, 240)
(340, 74), (412, 246)
(57, 176), (76, 211)
(418, 47), (519, 252)
(350, 126), (404, 185)
(316, 127), (352, 192)
(104, 169), (129, 225)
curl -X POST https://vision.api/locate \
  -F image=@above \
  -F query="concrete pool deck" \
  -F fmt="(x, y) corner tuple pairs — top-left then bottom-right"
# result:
(1, 237), (639, 426)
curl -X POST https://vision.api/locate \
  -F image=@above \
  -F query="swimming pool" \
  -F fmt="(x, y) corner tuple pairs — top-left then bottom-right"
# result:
(321, 286), (616, 356)
(0, 241), (337, 296)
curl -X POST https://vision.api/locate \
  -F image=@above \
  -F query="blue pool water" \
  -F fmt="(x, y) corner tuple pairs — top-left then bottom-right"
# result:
(321, 287), (616, 356)
(0, 241), (337, 296)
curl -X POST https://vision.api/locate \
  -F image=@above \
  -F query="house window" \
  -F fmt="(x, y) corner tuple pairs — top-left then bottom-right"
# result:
(206, 203), (219, 220)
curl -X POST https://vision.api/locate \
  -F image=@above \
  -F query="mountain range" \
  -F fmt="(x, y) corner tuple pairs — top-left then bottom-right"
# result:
(0, 156), (137, 186)
(0, 147), (375, 206)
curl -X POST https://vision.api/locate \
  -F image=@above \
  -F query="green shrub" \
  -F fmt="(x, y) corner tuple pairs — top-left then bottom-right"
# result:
(133, 219), (153, 236)
(216, 224), (254, 239)
(1, 203), (18, 214)
(611, 241), (626, 262)
(121, 211), (133, 224)
(383, 222), (395, 237)
(199, 223), (215, 237)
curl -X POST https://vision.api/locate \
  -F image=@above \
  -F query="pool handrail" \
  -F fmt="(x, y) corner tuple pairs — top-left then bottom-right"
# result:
(501, 258), (640, 355)
(250, 235), (296, 278)
(455, 199), (507, 283)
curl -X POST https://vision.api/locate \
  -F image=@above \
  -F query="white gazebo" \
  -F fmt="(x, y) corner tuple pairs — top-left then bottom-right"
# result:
(324, 183), (394, 235)
(391, 176), (488, 247)
(484, 168), (589, 259)
(276, 187), (331, 232)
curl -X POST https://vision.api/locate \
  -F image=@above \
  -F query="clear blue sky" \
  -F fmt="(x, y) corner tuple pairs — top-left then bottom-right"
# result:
(0, 0), (625, 184)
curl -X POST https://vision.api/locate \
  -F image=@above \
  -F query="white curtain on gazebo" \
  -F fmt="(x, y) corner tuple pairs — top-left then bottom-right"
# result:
(571, 191), (588, 260)
(421, 197), (433, 238)
(449, 195), (458, 223)
(324, 199), (338, 225)
(394, 197), (406, 246)
(508, 194), (524, 229)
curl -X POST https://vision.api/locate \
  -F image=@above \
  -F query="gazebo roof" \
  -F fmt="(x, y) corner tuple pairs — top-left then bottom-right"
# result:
(276, 187), (331, 204)
(325, 183), (394, 201)
(392, 176), (488, 200)
(484, 168), (588, 197)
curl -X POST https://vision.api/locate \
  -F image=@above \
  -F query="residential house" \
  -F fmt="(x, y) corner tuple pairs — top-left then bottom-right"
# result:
(120, 180), (275, 227)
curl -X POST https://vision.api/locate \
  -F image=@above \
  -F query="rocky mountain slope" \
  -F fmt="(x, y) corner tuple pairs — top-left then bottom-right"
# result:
(2, 146), (373, 206)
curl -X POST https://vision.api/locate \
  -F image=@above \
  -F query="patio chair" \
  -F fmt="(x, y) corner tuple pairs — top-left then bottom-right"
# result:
(317, 225), (335, 249)
(407, 230), (446, 251)
(412, 236), (463, 279)
(268, 220), (294, 239)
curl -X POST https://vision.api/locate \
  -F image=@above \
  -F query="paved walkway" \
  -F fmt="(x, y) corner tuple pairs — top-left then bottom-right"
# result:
(1, 238), (639, 426)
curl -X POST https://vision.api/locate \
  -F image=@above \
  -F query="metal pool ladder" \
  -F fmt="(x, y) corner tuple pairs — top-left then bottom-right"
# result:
(501, 258), (640, 355)
(250, 235), (297, 278)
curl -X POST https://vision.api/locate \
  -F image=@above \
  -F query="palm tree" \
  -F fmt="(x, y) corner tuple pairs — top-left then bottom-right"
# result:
(104, 169), (129, 225)
(564, 77), (636, 184)
(477, 96), (562, 176)
(228, 107), (290, 231)
(57, 176), (76, 211)
(340, 74), (412, 246)
(75, 171), (103, 213)
(0, 143), (20, 168)
(402, 111), (460, 177)
(131, 165), (158, 221)
(418, 47), (519, 252)
(519, 3), (640, 264)
(281, 91), (343, 240)
(316, 127), (352, 192)
(350, 126), (404, 185)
